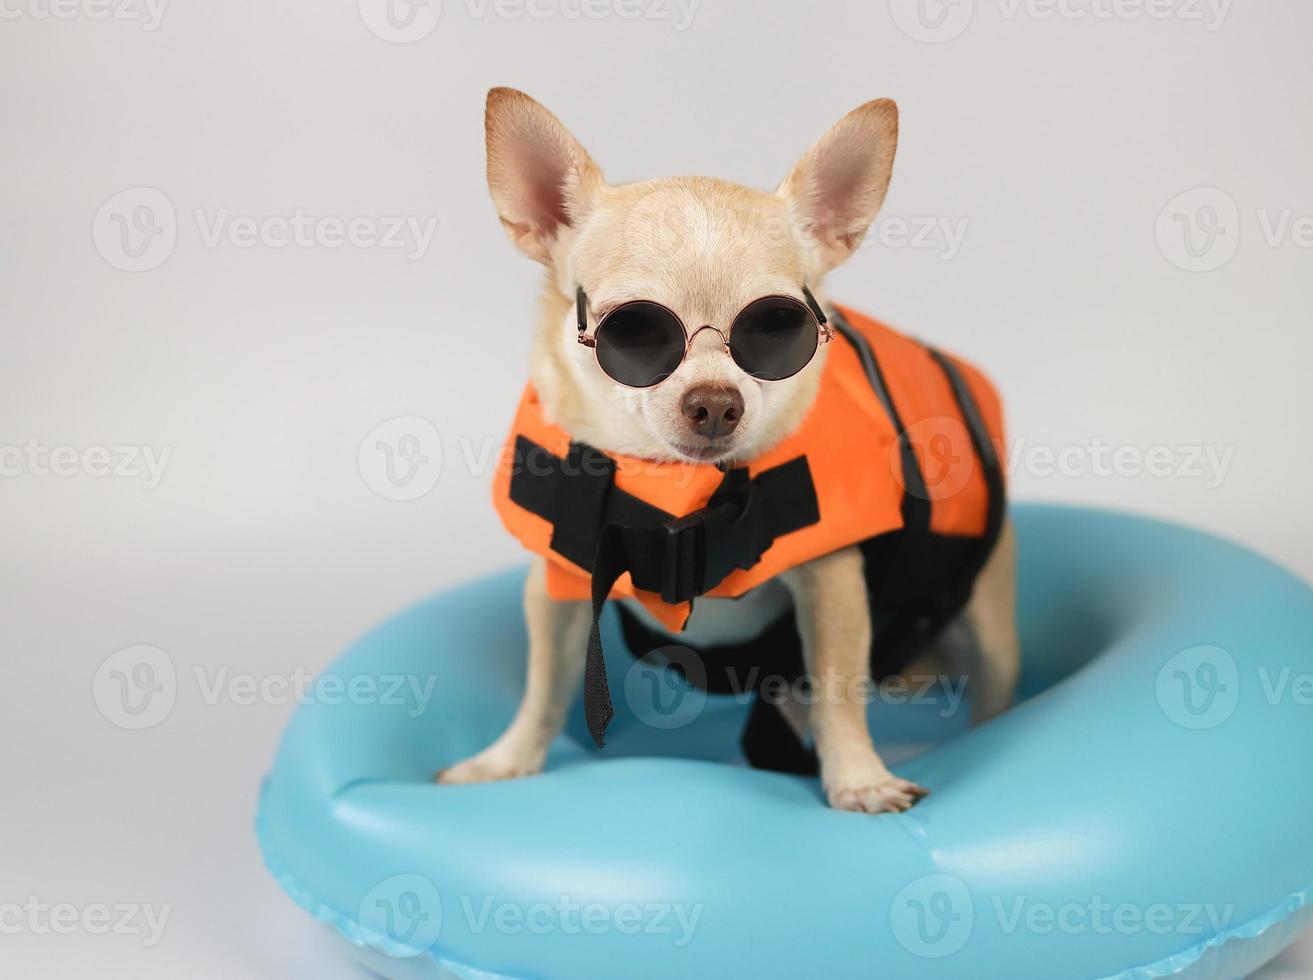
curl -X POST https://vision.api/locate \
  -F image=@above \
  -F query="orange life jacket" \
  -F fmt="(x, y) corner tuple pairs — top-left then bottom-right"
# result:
(492, 304), (1006, 762)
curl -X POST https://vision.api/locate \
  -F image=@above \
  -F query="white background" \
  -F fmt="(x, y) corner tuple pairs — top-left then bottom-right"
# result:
(2, 1), (1312, 976)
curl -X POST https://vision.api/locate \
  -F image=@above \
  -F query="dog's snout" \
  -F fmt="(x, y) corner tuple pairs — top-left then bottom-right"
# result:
(681, 386), (744, 439)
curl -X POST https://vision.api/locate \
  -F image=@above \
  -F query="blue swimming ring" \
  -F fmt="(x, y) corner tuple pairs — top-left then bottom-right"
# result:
(257, 504), (1313, 979)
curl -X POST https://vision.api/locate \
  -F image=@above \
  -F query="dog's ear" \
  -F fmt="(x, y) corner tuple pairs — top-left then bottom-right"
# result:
(777, 99), (898, 274)
(485, 87), (604, 266)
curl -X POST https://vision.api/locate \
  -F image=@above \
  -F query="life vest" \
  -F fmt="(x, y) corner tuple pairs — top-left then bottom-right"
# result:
(492, 304), (1007, 769)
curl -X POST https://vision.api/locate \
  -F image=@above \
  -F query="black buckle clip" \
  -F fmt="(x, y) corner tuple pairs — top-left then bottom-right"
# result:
(659, 477), (770, 605)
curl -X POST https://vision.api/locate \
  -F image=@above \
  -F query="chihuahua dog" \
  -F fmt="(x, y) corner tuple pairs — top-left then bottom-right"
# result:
(438, 88), (1020, 813)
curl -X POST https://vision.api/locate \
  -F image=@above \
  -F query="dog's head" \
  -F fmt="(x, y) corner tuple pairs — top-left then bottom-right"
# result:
(485, 88), (898, 466)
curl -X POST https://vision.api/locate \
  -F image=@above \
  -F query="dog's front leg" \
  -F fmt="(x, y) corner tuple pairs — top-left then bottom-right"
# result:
(437, 558), (590, 784)
(783, 546), (930, 813)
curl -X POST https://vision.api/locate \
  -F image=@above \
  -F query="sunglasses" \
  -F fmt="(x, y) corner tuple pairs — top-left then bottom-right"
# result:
(575, 285), (833, 389)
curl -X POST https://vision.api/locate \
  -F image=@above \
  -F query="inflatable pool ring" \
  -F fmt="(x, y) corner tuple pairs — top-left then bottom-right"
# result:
(257, 504), (1313, 979)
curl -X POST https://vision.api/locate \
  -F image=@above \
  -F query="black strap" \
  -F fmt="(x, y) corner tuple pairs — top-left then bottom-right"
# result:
(510, 437), (670, 569)
(830, 308), (1004, 573)
(742, 693), (820, 774)
(509, 438), (821, 746)
(548, 443), (614, 563)
(829, 309), (931, 534)
(616, 601), (820, 774)
(927, 347), (1007, 575)
(583, 525), (626, 745)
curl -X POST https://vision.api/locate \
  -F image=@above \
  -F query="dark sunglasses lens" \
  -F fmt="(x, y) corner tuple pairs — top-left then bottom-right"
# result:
(594, 302), (686, 388)
(729, 296), (819, 381)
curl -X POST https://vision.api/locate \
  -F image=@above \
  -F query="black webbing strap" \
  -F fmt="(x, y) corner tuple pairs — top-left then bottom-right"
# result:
(510, 437), (671, 570)
(617, 601), (820, 774)
(741, 679), (820, 775)
(548, 443), (615, 566)
(829, 309), (930, 533)
(584, 524), (627, 745)
(927, 348), (1007, 571)
(508, 437), (821, 746)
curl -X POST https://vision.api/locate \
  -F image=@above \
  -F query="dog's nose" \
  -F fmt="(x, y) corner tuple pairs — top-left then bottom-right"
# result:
(681, 386), (744, 438)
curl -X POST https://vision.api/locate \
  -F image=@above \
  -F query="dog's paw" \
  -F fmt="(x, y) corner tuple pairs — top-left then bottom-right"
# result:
(826, 776), (930, 814)
(435, 747), (543, 786)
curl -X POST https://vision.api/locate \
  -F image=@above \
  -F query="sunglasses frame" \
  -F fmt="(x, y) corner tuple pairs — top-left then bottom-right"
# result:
(575, 284), (833, 390)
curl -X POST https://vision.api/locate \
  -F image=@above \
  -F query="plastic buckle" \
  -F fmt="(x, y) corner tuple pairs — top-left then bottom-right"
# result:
(660, 513), (706, 605)
(659, 488), (768, 605)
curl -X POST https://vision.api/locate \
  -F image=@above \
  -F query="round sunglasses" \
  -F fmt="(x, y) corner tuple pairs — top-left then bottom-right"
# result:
(575, 285), (833, 389)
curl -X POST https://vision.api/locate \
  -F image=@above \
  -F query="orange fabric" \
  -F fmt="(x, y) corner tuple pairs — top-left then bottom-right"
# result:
(491, 305), (1005, 632)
